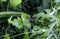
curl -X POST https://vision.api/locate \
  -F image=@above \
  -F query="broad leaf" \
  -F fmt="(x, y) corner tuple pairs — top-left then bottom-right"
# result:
(9, 0), (22, 7)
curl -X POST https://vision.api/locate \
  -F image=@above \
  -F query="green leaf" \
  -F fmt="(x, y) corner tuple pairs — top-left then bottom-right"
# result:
(44, 9), (51, 14)
(4, 34), (10, 39)
(41, 31), (49, 37)
(23, 29), (30, 39)
(9, 0), (22, 7)
(21, 13), (31, 28)
(8, 16), (23, 29)
(33, 12), (49, 21)
(0, 0), (6, 2)
(13, 17), (23, 29)
(8, 16), (13, 24)
(33, 25), (40, 31)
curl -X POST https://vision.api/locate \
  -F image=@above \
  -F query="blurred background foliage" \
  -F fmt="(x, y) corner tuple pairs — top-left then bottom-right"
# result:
(0, 0), (60, 39)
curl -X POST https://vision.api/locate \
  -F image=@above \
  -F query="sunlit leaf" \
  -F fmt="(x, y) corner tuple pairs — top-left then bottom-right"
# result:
(8, 16), (23, 29)
(13, 17), (23, 29)
(9, 0), (22, 7)
(4, 34), (10, 39)
(8, 16), (13, 24)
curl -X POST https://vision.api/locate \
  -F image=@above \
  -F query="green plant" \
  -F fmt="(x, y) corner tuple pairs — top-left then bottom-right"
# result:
(0, 0), (60, 39)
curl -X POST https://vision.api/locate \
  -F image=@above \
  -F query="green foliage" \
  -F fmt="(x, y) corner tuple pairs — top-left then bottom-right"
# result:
(8, 16), (23, 29)
(23, 29), (30, 39)
(21, 13), (31, 28)
(9, 0), (22, 7)
(0, 0), (7, 2)
(8, 13), (31, 29)
(4, 34), (10, 39)
(8, 17), (22, 29)
(0, 0), (60, 39)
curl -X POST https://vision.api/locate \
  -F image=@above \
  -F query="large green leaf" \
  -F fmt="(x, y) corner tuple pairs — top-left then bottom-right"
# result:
(9, 0), (22, 7)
